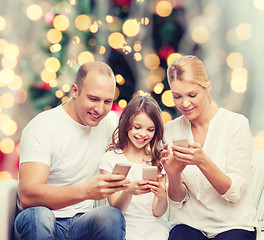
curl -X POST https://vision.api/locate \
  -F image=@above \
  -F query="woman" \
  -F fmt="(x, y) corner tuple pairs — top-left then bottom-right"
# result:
(162, 55), (257, 240)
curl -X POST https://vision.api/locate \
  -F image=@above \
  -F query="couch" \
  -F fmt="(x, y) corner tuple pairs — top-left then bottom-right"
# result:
(1, 150), (264, 240)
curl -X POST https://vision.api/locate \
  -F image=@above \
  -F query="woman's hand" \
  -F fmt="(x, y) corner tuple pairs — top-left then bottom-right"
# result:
(171, 142), (210, 168)
(161, 143), (186, 177)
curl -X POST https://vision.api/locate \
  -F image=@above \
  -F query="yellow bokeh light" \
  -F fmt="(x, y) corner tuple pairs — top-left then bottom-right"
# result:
(162, 111), (172, 125)
(88, 38), (97, 46)
(1, 119), (17, 136)
(134, 52), (142, 61)
(232, 67), (248, 80)
(133, 41), (142, 52)
(0, 137), (15, 154)
(62, 96), (70, 103)
(254, 0), (264, 10)
(141, 17), (149, 25)
(236, 23), (252, 41)
(0, 171), (13, 181)
(122, 19), (140, 37)
(45, 57), (61, 72)
(47, 28), (63, 44)
(123, 45), (132, 54)
(161, 90), (175, 107)
(106, 15), (114, 23)
(55, 90), (64, 98)
(7, 75), (23, 90)
(0, 68), (15, 85)
(2, 56), (17, 69)
(99, 46), (106, 54)
(50, 43), (62, 53)
(75, 14), (91, 31)
(0, 38), (8, 54)
(230, 76), (247, 93)
(90, 24), (99, 33)
(4, 44), (19, 57)
(116, 74), (125, 85)
(0, 16), (6, 31)
(114, 87), (120, 100)
(41, 69), (57, 83)
(53, 15), (70, 31)
(118, 99), (127, 108)
(226, 52), (243, 69)
(146, 74), (161, 90)
(167, 53), (182, 66)
(26, 4), (43, 21)
(154, 83), (164, 94)
(78, 51), (94, 65)
(254, 131), (264, 150)
(156, 1), (172, 17)
(62, 84), (71, 92)
(108, 32), (126, 49)
(191, 26), (209, 44)
(144, 53), (160, 70)
(0, 93), (15, 108)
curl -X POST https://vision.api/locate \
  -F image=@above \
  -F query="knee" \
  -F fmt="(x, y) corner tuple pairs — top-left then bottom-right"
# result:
(94, 206), (125, 228)
(15, 206), (56, 233)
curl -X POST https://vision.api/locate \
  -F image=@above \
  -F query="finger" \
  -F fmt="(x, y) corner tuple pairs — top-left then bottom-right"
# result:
(104, 174), (127, 182)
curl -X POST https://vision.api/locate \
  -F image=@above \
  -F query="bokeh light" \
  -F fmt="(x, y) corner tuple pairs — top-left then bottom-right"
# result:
(226, 52), (243, 69)
(0, 93), (15, 108)
(44, 57), (61, 72)
(162, 111), (172, 125)
(0, 137), (15, 154)
(161, 90), (175, 107)
(26, 4), (43, 21)
(0, 16), (7, 31)
(108, 32), (126, 49)
(167, 53), (182, 66)
(75, 14), (91, 31)
(47, 28), (63, 44)
(156, 1), (173, 17)
(254, 131), (264, 150)
(191, 25), (210, 44)
(118, 99), (127, 108)
(78, 51), (94, 65)
(144, 53), (160, 70)
(53, 15), (70, 31)
(122, 19), (140, 37)
(236, 23), (252, 41)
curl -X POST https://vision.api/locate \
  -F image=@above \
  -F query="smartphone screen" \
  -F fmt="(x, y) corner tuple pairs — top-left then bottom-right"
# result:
(112, 163), (131, 177)
(142, 166), (158, 180)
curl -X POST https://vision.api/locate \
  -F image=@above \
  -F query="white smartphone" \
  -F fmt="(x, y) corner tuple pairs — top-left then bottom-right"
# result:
(112, 163), (131, 177)
(142, 166), (158, 181)
(173, 138), (189, 148)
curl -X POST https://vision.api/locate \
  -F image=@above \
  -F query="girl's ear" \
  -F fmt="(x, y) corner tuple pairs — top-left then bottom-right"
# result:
(71, 84), (78, 99)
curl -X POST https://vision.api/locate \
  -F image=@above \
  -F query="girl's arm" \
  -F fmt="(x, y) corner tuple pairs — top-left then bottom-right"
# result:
(150, 175), (168, 217)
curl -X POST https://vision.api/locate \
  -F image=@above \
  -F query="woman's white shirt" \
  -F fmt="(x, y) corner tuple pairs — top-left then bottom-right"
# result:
(164, 108), (257, 238)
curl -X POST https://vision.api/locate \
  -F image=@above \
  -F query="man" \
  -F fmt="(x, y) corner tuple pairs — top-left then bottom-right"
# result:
(14, 61), (130, 240)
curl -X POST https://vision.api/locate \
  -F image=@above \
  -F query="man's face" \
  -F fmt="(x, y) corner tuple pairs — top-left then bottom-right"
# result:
(72, 70), (116, 127)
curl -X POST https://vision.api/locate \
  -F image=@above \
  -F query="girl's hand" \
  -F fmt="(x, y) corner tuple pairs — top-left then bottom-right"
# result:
(127, 180), (151, 195)
(161, 143), (186, 176)
(148, 175), (166, 199)
(171, 142), (209, 167)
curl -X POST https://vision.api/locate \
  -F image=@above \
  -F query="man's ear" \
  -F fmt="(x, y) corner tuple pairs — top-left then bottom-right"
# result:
(72, 84), (78, 99)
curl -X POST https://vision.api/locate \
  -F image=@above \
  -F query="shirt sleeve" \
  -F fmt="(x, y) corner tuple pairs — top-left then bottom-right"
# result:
(221, 116), (253, 203)
(168, 182), (190, 209)
(99, 152), (115, 173)
(20, 125), (54, 166)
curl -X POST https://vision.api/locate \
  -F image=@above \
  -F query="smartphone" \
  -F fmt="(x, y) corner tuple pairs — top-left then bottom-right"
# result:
(142, 166), (158, 181)
(173, 138), (189, 148)
(112, 163), (131, 177)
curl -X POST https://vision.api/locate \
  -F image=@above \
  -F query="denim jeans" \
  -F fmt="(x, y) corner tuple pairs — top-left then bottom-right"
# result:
(169, 224), (256, 240)
(14, 205), (126, 240)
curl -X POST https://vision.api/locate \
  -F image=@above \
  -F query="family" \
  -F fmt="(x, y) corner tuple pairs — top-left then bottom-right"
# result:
(14, 55), (257, 240)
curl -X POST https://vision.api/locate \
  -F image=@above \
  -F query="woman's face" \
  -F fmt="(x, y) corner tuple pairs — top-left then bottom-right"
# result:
(169, 80), (209, 121)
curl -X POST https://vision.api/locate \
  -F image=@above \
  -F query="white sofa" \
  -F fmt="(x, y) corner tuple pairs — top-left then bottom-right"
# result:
(1, 151), (264, 240)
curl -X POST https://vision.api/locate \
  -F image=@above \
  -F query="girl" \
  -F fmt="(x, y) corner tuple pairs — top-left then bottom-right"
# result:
(162, 55), (257, 240)
(100, 95), (170, 240)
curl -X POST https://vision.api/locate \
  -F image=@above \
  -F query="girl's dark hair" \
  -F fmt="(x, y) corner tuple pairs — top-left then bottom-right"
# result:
(108, 95), (164, 172)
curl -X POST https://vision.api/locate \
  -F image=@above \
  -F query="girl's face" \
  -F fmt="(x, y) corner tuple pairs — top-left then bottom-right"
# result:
(127, 112), (156, 150)
(170, 80), (210, 121)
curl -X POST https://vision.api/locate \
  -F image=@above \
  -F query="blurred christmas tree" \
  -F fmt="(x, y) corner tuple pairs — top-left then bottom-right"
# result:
(28, 0), (187, 120)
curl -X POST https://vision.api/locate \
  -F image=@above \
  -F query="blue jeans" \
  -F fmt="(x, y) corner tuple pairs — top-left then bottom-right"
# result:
(14, 206), (126, 240)
(169, 224), (256, 240)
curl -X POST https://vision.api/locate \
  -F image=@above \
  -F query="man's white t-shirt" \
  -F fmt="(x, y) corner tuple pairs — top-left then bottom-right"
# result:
(19, 104), (116, 218)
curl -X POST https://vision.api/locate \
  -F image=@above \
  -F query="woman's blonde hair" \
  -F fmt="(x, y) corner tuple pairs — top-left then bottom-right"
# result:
(167, 55), (212, 103)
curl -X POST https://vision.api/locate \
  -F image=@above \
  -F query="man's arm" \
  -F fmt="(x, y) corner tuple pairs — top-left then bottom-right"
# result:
(19, 162), (130, 210)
